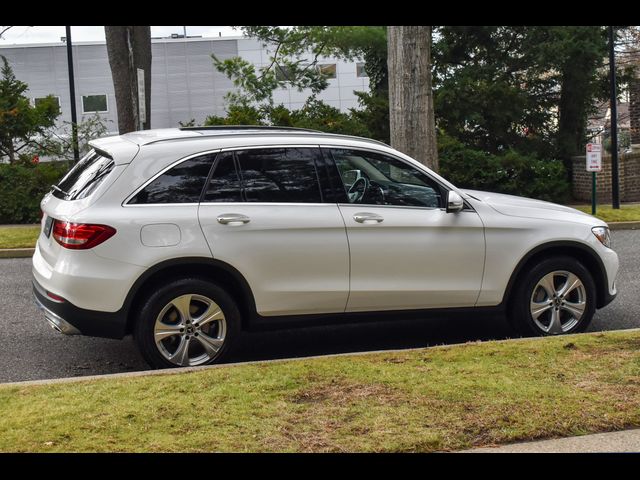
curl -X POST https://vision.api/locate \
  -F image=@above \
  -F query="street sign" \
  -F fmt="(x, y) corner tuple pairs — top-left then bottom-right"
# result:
(137, 68), (146, 128)
(586, 143), (602, 172)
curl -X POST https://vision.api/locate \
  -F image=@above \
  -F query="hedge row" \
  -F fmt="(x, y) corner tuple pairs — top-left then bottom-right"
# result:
(439, 135), (570, 203)
(0, 162), (69, 224)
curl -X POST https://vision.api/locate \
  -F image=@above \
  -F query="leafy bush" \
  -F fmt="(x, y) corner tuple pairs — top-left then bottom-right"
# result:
(203, 99), (371, 138)
(438, 133), (570, 203)
(0, 161), (69, 224)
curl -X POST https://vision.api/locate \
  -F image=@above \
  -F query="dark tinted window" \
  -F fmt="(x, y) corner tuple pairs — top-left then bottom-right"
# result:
(202, 152), (242, 202)
(129, 154), (215, 204)
(330, 148), (443, 208)
(53, 149), (114, 201)
(236, 148), (322, 203)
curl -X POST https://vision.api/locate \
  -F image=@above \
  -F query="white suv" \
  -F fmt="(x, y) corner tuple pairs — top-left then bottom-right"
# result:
(32, 127), (619, 368)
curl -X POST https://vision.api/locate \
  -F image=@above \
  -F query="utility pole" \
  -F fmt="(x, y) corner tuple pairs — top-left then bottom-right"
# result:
(65, 26), (79, 164)
(609, 26), (620, 209)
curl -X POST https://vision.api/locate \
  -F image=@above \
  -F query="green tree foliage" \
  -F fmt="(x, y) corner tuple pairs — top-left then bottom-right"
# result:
(0, 55), (60, 163)
(37, 113), (111, 162)
(0, 162), (68, 223)
(213, 26), (386, 106)
(203, 99), (371, 138)
(432, 26), (623, 171)
(438, 132), (570, 203)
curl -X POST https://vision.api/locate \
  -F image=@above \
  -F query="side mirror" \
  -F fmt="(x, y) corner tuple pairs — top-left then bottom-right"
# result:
(446, 191), (464, 213)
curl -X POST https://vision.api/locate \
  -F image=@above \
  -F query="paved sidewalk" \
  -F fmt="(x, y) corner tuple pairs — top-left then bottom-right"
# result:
(464, 429), (640, 453)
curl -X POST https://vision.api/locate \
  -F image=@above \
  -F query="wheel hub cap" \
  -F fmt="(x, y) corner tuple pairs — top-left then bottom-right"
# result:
(529, 270), (586, 334)
(153, 294), (227, 366)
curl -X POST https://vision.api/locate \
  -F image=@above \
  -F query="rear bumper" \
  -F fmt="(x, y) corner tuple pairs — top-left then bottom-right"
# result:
(32, 278), (127, 339)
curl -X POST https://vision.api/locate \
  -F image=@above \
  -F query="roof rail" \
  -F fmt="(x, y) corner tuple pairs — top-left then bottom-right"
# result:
(179, 125), (322, 133)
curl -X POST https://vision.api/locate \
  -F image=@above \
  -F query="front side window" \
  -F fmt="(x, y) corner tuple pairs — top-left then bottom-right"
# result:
(128, 154), (215, 204)
(329, 148), (443, 208)
(236, 148), (323, 203)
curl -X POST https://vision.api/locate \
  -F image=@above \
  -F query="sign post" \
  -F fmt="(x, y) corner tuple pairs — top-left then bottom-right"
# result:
(586, 143), (603, 215)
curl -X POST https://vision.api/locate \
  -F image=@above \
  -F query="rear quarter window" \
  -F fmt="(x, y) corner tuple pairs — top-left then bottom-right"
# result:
(53, 150), (115, 201)
(128, 153), (216, 204)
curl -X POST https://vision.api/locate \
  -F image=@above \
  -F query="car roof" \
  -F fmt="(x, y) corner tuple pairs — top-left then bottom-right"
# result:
(114, 126), (389, 148)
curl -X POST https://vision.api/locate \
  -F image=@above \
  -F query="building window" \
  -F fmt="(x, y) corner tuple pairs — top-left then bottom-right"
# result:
(274, 65), (292, 82)
(82, 94), (108, 113)
(316, 64), (337, 79)
(356, 63), (368, 78)
(34, 96), (61, 109)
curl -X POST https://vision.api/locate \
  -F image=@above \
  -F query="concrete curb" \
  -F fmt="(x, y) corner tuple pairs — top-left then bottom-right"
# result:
(0, 248), (35, 259)
(2, 328), (639, 388)
(0, 221), (638, 259)
(609, 221), (640, 230)
(462, 428), (640, 453)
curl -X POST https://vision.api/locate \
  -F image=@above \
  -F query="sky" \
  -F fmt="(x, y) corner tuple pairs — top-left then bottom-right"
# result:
(0, 26), (241, 44)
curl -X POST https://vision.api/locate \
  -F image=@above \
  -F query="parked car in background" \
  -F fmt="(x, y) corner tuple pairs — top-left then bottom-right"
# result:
(32, 127), (618, 368)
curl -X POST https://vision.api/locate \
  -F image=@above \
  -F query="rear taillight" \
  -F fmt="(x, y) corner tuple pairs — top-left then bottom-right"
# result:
(52, 220), (116, 250)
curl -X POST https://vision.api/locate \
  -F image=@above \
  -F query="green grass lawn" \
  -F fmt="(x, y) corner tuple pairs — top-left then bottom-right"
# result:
(0, 225), (40, 249)
(1, 330), (639, 452)
(574, 204), (640, 222)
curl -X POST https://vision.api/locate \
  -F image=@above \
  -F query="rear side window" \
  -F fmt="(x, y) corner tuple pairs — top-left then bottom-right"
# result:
(128, 153), (215, 204)
(53, 150), (115, 201)
(236, 148), (322, 203)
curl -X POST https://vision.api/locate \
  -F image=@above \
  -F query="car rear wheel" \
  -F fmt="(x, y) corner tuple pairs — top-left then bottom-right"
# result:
(508, 256), (596, 337)
(134, 278), (240, 369)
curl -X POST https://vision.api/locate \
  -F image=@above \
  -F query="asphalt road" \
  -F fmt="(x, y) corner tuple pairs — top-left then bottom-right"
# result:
(1, 229), (638, 383)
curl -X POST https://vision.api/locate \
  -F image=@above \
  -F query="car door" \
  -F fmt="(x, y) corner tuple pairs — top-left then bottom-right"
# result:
(325, 147), (485, 312)
(198, 147), (350, 317)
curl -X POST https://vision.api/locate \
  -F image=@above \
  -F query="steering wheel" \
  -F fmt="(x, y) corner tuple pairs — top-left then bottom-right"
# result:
(348, 176), (370, 203)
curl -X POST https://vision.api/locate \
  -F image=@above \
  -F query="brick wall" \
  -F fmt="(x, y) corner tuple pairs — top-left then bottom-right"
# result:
(572, 153), (640, 202)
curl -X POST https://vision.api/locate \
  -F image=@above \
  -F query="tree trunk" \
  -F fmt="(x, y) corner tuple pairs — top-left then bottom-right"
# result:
(104, 26), (152, 134)
(387, 26), (438, 171)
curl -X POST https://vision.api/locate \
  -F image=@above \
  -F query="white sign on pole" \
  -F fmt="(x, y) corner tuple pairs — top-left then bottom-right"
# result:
(586, 143), (602, 172)
(137, 68), (146, 128)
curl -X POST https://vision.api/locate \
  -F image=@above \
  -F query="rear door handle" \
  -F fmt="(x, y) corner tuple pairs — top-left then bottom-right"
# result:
(353, 212), (384, 224)
(217, 214), (251, 225)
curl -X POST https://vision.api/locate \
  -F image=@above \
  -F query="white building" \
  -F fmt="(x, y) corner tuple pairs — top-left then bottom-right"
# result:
(0, 36), (371, 133)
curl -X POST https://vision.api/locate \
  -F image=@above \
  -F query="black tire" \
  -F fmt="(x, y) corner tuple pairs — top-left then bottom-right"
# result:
(508, 256), (596, 337)
(133, 277), (240, 369)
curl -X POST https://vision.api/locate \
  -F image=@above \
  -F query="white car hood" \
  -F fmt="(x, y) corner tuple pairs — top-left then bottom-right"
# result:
(461, 189), (602, 225)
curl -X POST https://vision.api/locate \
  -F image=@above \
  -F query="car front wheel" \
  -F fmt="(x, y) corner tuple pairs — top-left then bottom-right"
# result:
(509, 256), (596, 337)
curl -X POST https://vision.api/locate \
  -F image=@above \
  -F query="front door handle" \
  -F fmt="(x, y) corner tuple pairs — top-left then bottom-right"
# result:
(353, 212), (384, 224)
(217, 214), (251, 225)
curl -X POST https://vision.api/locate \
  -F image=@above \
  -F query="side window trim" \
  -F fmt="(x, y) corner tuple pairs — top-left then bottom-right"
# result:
(123, 149), (220, 206)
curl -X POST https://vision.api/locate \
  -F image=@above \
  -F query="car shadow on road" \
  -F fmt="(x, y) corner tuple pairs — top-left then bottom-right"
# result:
(224, 314), (517, 364)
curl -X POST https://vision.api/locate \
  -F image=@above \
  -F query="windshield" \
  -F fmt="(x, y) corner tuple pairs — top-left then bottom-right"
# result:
(52, 150), (115, 201)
